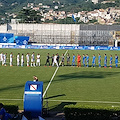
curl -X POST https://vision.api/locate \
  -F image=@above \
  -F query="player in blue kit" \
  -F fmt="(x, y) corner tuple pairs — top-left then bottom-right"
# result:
(83, 54), (86, 67)
(98, 53), (101, 68)
(72, 54), (75, 66)
(86, 54), (89, 67)
(92, 54), (96, 67)
(104, 54), (107, 68)
(109, 55), (112, 68)
(115, 54), (118, 68)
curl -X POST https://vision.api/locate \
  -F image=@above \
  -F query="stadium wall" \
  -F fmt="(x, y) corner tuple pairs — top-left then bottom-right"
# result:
(1, 24), (120, 46)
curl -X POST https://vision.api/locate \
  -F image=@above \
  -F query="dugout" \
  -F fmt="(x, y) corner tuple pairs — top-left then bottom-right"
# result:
(24, 81), (43, 119)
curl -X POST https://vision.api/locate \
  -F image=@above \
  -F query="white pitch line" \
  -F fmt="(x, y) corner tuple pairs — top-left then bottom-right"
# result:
(44, 99), (120, 104)
(0, 99), (23, 101)
(1, 98), (120, 105)
(43, 50), (68, 98)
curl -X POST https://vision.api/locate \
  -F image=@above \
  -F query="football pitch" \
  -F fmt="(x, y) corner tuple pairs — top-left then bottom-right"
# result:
(0, 48), (120, 111)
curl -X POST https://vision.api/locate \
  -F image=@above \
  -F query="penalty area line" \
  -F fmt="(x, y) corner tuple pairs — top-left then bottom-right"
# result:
(43, 50), (68, 98)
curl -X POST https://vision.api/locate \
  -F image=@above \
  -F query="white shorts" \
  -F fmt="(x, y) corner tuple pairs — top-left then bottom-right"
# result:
(10, 58), (13, 62)
(31, 59), (35, 62)
(37, 59), (40, 63)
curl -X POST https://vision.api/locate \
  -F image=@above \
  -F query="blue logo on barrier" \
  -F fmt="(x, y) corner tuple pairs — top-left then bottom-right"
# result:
(74, 46), (84, 50)
(0, 33), (14, 43)
(15, 36), (29, 45)
(96, 46), (108, 50)
(60, 46), (73, 50)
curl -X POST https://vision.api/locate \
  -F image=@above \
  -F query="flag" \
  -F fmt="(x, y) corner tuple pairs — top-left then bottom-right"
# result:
(72, 14), (76, 22)
(38, 116), (45, 120)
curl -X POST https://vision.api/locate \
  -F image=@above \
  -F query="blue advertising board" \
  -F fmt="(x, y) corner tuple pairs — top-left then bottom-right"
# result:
(15, 36), (29, 45)
(0, 33), (14, 43)
(1, 44), (120, 50)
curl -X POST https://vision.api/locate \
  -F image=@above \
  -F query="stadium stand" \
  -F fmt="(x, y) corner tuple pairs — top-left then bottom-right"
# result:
(4, 24), (120, 45)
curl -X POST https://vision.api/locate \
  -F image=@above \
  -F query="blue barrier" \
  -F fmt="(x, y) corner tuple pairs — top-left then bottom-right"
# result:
(24, 81), (43, 118)
(1, 45), (120, 50)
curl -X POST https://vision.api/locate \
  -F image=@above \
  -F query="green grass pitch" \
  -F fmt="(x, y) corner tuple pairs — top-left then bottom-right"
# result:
(0, 48), (120, 111)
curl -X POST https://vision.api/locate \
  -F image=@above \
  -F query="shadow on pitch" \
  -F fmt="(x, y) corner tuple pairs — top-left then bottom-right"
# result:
(48, 102), (76, 111)
(0, 84), (25, 92)
(43, 71), (120, 84)
(55, 71), (120, 81)
(44, 94), (66, 100)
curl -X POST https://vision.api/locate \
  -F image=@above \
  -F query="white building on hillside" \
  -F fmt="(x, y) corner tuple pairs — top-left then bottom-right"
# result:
(92, 0), (98, 4)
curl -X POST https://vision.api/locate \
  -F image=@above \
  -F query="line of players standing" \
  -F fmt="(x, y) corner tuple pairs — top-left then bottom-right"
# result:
(0, 52), (40, 67)
(0, 52), (68, 67)
(0, 52), (119, 68)
(73, 53), (118, 68)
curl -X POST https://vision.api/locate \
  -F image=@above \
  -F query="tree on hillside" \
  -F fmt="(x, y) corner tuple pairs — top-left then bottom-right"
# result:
(16, 8), (42, 23)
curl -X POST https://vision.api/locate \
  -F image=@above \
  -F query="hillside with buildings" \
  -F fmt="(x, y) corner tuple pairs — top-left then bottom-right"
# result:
(0, 0), (120, 25)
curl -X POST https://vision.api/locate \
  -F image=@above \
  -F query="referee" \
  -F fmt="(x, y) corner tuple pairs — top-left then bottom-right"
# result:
(45, 53), (51, 66)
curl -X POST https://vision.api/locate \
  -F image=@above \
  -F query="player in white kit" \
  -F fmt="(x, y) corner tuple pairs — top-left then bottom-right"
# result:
(0, 51), (3, 64)
(52, 54), (59, 67)
(21, 54), (24, 67)
(0, 52), (4, 66)
(36, 53), (40, 66)
(3, 53), (7, 66)
(17, 53), (20, 66)
(26, 53), (30, 67)
(31, 52), (35, 67)
(2, 53), (4, 66)
(10, 52), (13, 66)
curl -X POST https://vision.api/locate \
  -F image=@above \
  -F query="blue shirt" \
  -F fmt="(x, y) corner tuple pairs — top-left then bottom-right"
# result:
(104, 56), (107, 63)
(86, 56), (89, 62)
(83, 56), (86, 63)
(110, 57), (112, 63)
(98, 55), (101, 62)
(115, 56), (118, 63)
(92, 56), (96, 63)
(72, 55), (75, 62)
